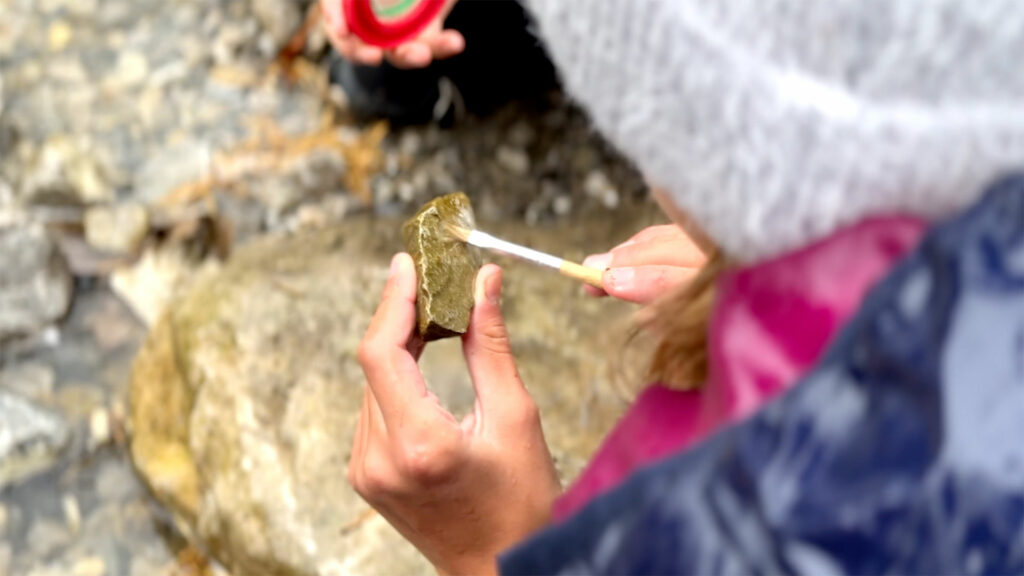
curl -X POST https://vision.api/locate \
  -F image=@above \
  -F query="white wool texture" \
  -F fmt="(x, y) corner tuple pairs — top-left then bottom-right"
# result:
(524, 0), (1024, 260)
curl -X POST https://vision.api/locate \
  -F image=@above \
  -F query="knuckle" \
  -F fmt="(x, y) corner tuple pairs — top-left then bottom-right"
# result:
(513, 395), (542, 429)
(396, 440), (457, 484)
(356, 338), (381, 369)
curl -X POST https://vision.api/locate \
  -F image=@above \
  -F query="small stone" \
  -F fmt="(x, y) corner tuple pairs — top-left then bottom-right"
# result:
(88, 408), (111, 450)
(62, 493), (81, 535)
(0, 225), (72, 340)
(112, 51), (148, 87)
(496, 146), (530, 175)
(402, 193), (481, 341)
(0, 502), (7, 533)
(0, 362), (56, 402)
(252, 0), (302, 52)
(1, 390), (70, 490)
(134, 141), (211, 203)
(54, 384), (104, 421)
(71, 556), (106, 576)
(553, 194), (573, 216)
(84, 203), (149, 254)
(584, 170), (620, 209)
(398, 131), (422, 158)
(94, 458), (137, 501)
(47, 21), (73, 52)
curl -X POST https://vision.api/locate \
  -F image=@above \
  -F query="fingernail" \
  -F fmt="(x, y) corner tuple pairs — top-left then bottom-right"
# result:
(484, 270), (501, 305)
(607, 267), (634, 291)
(583, 252), (612, 270)
(389, 254), (401, 278)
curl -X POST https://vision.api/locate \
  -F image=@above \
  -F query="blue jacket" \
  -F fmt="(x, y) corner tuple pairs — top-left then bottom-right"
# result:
(501, 175), (1024, 575)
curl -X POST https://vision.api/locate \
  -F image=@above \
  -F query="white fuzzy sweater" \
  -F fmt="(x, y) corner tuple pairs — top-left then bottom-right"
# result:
(523, 0), (1024, 260)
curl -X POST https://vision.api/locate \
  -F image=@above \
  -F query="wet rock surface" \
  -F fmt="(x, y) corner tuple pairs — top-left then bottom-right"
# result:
(403, 192), (481, 341)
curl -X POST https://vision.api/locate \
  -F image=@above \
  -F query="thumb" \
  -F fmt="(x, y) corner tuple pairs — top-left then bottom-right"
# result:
(462, 265), (525, 412)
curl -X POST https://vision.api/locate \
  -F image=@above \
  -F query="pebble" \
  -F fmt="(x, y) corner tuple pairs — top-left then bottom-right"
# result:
(47, 22), (73, 52)
(584, 170), (620, 209)
(112, 51), (148, 88)
(0, 362), (56, 402)
(62, 494), (81, 535)
(54, 385), (105, 421)
(0, 225), (72, 341)
(71, 556), (106, 576)
(83, 203), (149, 255)
(399, 131), (423, 158)
(496, 146), (530, 175)
(27, 517), (69, 557)
(553, 194), (573, 216)
(0, 502), (7, 534)
(88, 408), (111, 450)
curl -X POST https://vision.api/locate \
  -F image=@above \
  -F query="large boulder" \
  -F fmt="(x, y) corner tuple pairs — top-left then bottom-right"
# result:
(129, 216), (639, 576)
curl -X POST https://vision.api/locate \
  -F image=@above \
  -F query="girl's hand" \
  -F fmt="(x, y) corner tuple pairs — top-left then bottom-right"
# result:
(351, 254), (561, 576)
(321, 0), (464, 69)
(583, 224), (706, 304)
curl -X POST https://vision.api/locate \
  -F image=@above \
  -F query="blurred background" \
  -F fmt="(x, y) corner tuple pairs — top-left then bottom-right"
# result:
(0, 0), (662, 574)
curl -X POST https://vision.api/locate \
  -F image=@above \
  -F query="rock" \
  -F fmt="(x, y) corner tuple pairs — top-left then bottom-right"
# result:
(26, 517), (70, 559)
(47, 21), (73, 52)
(62, 494), (81, 535)
(71, 557), (105, 576)
(402, 193), (481, 342)
(134, 141), (211, 204)
(110, 242), (219, 327)
(584, 170), (620, 209)
(87, 408), (111, 450)
(109, 51), (148, 89)
(0, 502), (7, 533)
(93, 458), (137, 502)
(129, 216), (635, 576)
(0, 225), (72, 340)
(53, 385), (104, 422)
(20, 137), (114, 204)
(0, 362), (56, 402)
(496, 145), (530, 175)
(83, 203), (149, 254)
(553, 194), (573, 216)
(0, 390), (70, 490)
(251, 0), (302, 53)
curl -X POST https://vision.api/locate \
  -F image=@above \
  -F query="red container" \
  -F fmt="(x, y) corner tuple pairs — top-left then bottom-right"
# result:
(342, 0), (448, 48)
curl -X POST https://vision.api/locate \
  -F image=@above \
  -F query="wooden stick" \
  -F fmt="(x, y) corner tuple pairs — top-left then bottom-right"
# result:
(559, 260), (605, 289)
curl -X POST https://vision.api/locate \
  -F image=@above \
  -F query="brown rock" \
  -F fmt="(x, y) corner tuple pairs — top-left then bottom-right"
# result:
(402, 192), (481, 342)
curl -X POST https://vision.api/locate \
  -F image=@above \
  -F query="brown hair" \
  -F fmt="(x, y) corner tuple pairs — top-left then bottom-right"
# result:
(631, 250), (729, 391)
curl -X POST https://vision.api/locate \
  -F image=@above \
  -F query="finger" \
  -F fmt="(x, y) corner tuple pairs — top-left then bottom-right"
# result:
(359, 254), (431, 426)
(581, 253), (612, 298)
(321, 0), (347, 36)
(353, 44), (384, 66)
(425, 29), (465, 60)
(462, 265), (527, 421)
(602, 265), (700, 304)
(387, 42), (433, 69)
(609, 234), (706, 269)
(620, 224), (685, 247)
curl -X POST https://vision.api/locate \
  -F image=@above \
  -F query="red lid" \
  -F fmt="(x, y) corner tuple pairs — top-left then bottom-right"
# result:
(342, 0), (449, 49)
